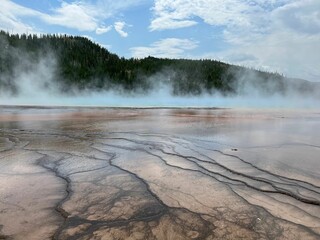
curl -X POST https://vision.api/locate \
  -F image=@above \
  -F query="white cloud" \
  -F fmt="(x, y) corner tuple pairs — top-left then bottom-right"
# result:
(0, 0), (145, 35)
(0, 0), (99, 32)
(273, 0), (320, 35)
(215, 30), (320, 80)
(0, 0), (40, 34)
(149, 0), (298, 40)
(222, 0), (320, 81)
(130, 38), (198, 58)
(96, 25), (112, 34)
(150, 0), (257, 31)
(150, 18), (197, 31)
(41, 2), (99, 31)
(150, 0), (320, 81)
(114, 21), (128, 37)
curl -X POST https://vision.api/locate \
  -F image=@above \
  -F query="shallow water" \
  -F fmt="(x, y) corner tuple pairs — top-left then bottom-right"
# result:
(0, 106), (319, 239)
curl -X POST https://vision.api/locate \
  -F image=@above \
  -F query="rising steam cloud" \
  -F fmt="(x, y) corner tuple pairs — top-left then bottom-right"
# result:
(0, 43), (319, 109)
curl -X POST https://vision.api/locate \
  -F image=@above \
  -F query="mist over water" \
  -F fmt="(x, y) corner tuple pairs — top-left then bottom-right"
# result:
(2, 89), (319, 109)
(2, 86), (319, 109)
(0, 51), (319, 109)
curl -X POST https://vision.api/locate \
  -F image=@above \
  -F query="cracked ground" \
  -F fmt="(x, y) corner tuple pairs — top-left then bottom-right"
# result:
(0, 107), (319, 240)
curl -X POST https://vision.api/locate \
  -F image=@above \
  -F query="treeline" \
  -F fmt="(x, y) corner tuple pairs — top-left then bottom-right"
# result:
(0, 30), (316, 96)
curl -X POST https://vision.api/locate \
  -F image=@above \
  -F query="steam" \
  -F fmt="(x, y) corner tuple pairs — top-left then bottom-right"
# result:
(0, 45), (319, 109)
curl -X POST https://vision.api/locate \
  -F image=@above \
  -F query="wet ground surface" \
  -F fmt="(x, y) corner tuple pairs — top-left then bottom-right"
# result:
(0, 106), (319, 240)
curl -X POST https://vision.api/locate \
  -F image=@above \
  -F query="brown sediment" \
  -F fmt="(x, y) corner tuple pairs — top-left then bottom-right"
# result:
(0, 107), (320, 239)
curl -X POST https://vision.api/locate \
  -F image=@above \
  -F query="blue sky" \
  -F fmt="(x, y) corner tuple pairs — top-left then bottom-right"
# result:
(1, 0), (320, 81)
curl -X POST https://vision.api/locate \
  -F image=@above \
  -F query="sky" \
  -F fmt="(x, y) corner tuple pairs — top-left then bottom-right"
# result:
(0, 0), (319, 82)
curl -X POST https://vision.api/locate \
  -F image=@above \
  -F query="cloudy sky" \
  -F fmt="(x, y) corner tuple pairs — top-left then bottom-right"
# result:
(1, 0), (319, 81)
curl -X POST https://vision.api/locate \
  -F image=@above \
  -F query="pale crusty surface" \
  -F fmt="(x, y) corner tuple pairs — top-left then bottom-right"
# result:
(0, 106), (319, 239)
